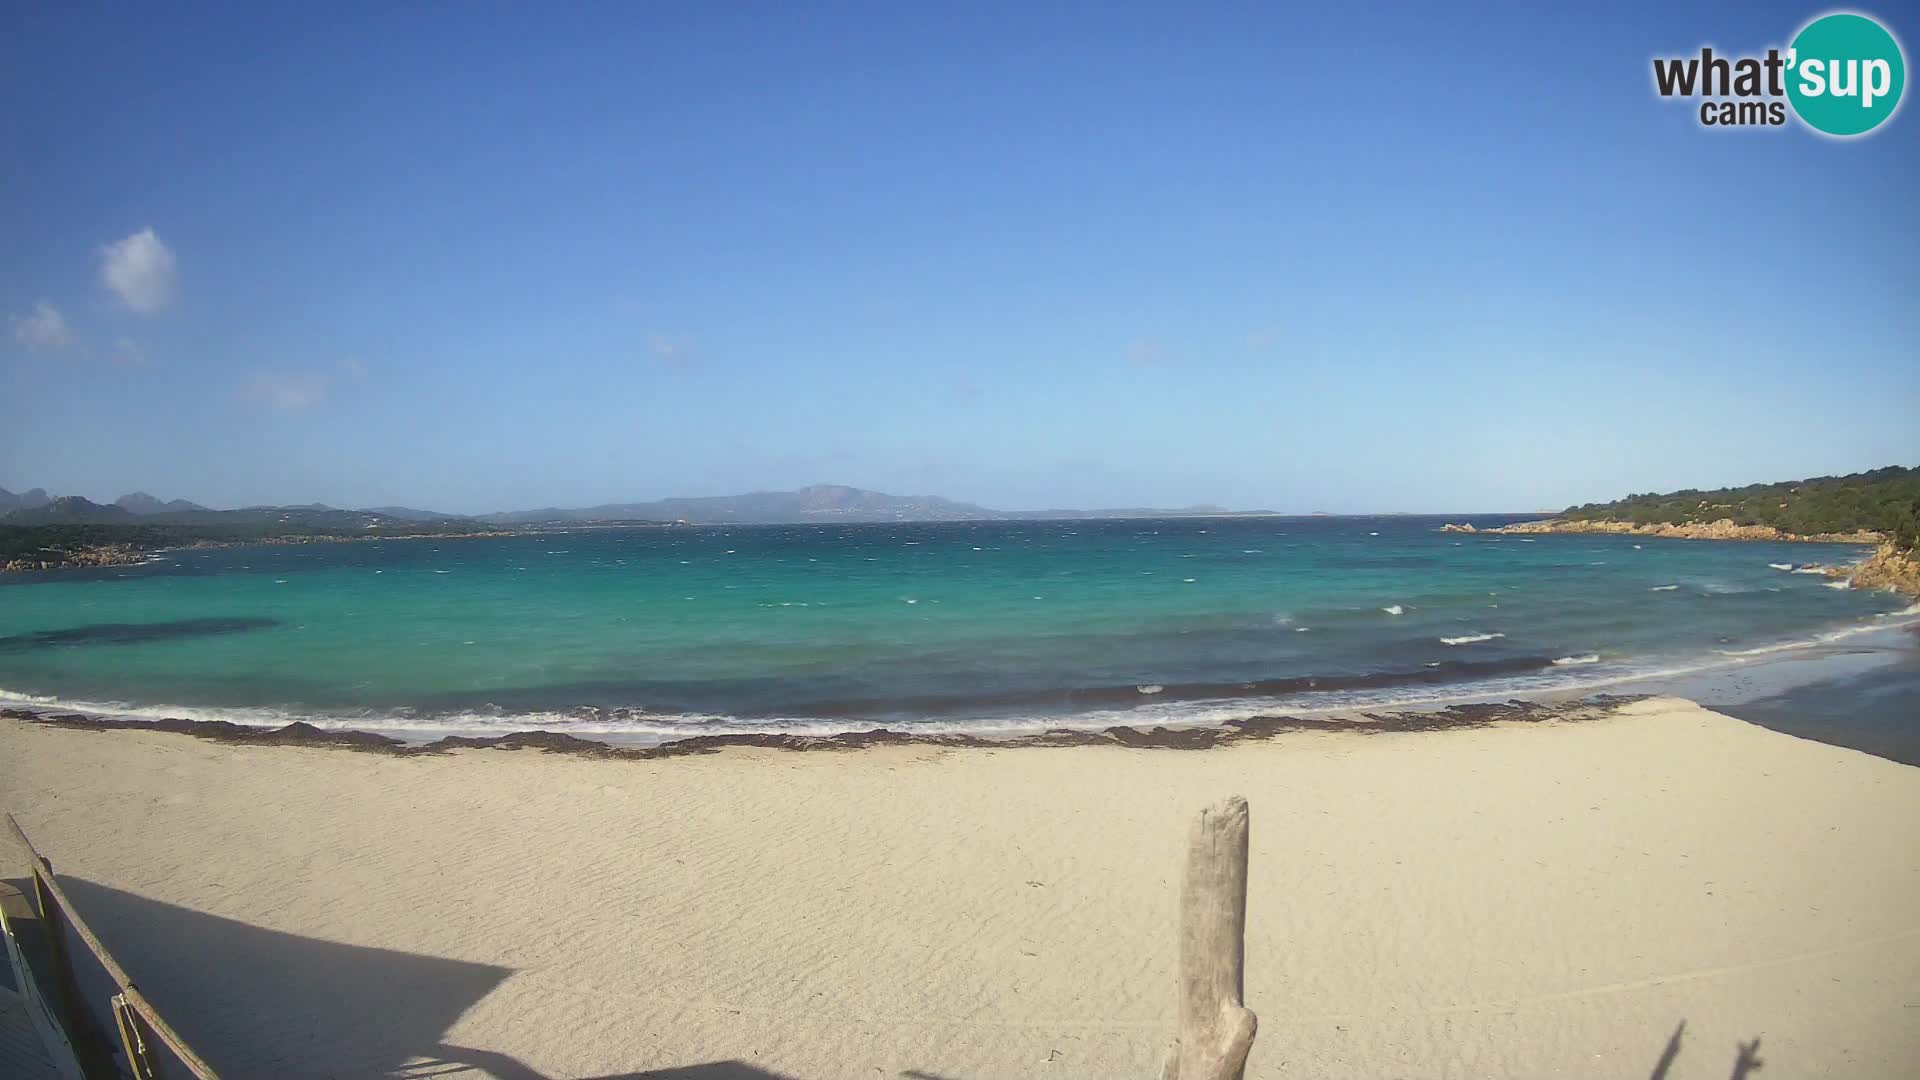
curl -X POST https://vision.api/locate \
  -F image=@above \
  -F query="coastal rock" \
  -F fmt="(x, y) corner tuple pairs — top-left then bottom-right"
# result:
(1489, 517), (1884, 545)
(1439, 523), (1478, 533)
(1848, 544), (1920, 598)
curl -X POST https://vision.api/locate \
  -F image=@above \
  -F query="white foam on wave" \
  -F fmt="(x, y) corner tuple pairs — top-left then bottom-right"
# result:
(1714, 613), (1918, 657)
(7, 585), (1915, 747)
(1824, 580), (1851, 590)
(1381, 605), (1404, 615)
(11, 609), (1920, 747)
(1650, 584), (1680, 591)
(1439, 632), (1505, 646)
(1769, 563), (1794, 571)
(1791, 567), (1828, 575)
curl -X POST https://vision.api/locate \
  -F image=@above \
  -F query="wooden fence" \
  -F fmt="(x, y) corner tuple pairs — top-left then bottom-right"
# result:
(3, 813), (219, 1080)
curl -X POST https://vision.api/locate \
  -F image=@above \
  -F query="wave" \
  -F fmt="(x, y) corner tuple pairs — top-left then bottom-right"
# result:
(7, 584), (1917, 745)
(1439, 632), (1505, 645)
(1769, 563), (1795, 571)
(1824, 580), (1851, 589)
(1715, 615), (1919, 657)
(1791, 567), (1829, 575)
(1381, 605), (1404, 615)
(1650, 584), (1680, 591)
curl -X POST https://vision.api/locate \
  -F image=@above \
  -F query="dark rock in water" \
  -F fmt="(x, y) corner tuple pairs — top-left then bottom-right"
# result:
(262, 721), (403, 750)
(1105, 725), (1222, 749)
(424, 730), (616, 755)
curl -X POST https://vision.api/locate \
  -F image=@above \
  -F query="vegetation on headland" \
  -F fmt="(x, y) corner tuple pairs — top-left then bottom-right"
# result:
(1461, 467), (1920, 598)
(1557, 466), (1920, 550)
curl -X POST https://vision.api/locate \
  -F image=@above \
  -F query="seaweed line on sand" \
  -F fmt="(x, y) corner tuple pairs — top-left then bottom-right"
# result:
(1, 696), (1646, 761)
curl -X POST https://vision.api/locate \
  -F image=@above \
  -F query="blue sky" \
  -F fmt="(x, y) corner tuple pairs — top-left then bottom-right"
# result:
(3, 2), (1915, 514)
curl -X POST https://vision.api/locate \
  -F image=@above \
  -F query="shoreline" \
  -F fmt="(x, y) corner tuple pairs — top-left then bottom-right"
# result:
(0, 695), (1632, 760)
(4, 616), (1915, 759)
(1446, 518), (1920, 598)
(0, 527), (526, 574)
(1468, 517), (1885, 544)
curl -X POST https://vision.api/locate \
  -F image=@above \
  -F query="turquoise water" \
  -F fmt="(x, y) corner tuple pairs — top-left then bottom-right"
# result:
(1, 517), (1911, 741)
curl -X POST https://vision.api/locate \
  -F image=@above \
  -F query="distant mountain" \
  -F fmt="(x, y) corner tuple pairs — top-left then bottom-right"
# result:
(0, 486), (52, 514)
(115, 491), (210, 515)
(3, 496), (137, 524)
(143, 506), (478, 531)
(484, 484), (1269, 525)
(361, 505), (467, 522)
(485, 484), (993, 525)
(3, 481), (1269, 530)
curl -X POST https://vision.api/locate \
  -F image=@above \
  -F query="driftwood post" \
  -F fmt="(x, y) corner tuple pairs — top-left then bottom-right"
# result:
(1162, 795), (1256, 1080)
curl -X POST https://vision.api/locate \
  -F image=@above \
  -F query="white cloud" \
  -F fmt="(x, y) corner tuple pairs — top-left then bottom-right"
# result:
(100, 228), (178, 312)
(241, 371), (329, 410)
(12, 301), (74, 350)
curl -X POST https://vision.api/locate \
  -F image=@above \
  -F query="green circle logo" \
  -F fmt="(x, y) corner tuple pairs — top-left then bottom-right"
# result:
(1786, 13), (1906, 136)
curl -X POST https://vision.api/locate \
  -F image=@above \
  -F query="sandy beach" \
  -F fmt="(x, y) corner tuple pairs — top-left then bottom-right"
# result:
(3, 697), (1917, 1079)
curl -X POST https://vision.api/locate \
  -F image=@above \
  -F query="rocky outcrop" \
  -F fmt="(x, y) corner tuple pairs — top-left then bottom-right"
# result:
(1439, 523), (1478, 533)
(1488, 518), (1884, 544)
(1846, 544), (1920, 599)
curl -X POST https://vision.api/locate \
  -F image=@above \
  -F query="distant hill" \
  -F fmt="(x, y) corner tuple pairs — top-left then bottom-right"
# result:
(115, 491), (211, 515)
(482, 484), (1270, 525)
(144, 506), (479, 531)
(485, 484), (994, 525)
(4, 481), (1271, 530)
(3, 496), (138, 524)
(0, 486), (52, 514)
(363, 505), (465, 522)
(1563, 466), (1920, 549)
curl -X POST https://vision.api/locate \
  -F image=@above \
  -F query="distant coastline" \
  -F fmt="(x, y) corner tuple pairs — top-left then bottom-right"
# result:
(1471, 517), (1883, 544)
(0, 527), (527, 574)
(1439, 518), (1920, 599)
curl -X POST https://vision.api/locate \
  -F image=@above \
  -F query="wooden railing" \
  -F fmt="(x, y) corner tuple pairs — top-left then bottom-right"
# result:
(3, 814), (219, 1080)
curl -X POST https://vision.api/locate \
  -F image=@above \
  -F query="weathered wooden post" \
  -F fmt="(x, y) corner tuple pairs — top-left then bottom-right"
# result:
(1161, 795), (1256, 1080)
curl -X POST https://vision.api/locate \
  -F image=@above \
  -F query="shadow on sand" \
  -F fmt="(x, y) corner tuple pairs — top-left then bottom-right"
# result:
(38, 877), (800, 1079)
(23, 877), (1771, 1080)
(1648, 1019), (1764, 1080)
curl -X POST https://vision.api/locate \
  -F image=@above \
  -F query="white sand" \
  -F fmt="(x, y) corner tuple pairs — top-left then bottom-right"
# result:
(2, 697), (1917, 1079)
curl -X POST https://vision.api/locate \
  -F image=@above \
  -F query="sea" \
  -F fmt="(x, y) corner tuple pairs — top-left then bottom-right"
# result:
(2, 516), (1915, 744)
